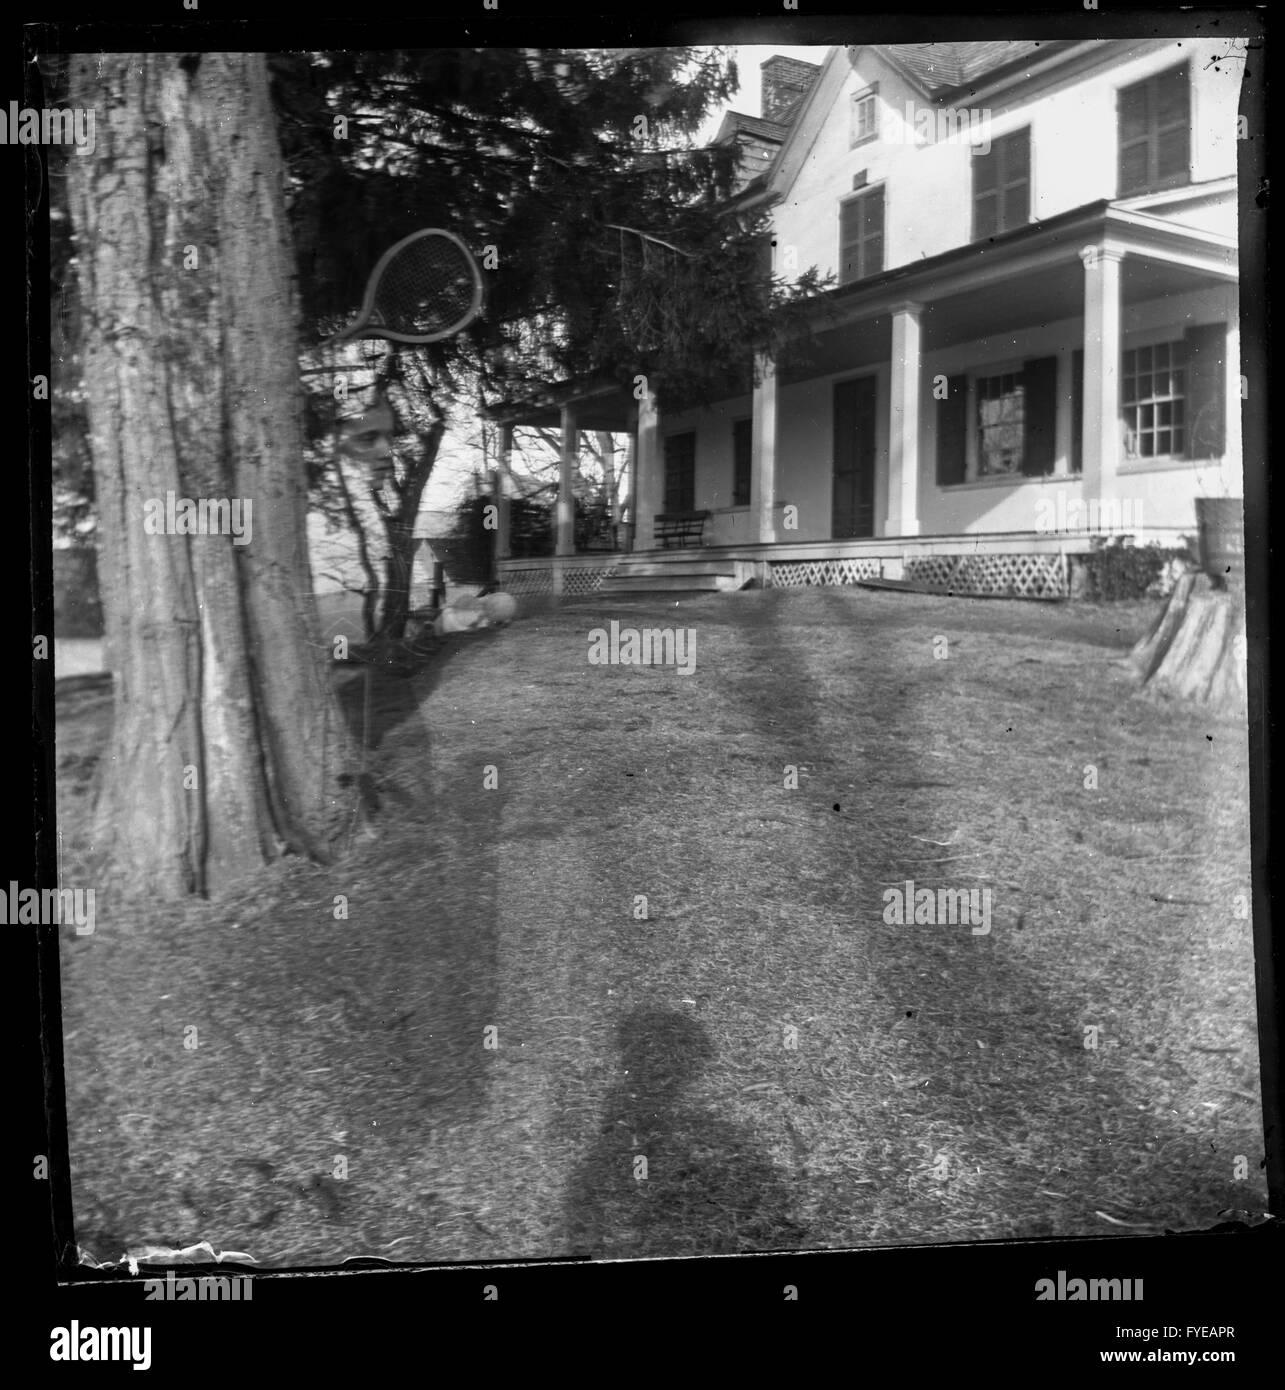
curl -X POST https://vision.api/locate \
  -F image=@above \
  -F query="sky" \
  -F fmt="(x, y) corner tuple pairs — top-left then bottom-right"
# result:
(698, 44), (830, 137)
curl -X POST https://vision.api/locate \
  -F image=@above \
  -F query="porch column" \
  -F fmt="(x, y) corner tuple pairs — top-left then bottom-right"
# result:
(1080, 244), (1124, 503)
(493, 423), (513, 561)
(634, 385), (661, 550)
(885, 301), (922, 537)
(558, 404), (577, 557)
(751, 351), (778, 544)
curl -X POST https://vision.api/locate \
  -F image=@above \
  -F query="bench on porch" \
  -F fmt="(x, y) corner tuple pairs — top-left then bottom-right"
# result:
(654, 510), (712, 549)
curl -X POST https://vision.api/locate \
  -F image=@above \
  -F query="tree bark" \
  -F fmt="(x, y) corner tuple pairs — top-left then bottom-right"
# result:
(376, 425), (442, 643)
(68, 53), (357, 898)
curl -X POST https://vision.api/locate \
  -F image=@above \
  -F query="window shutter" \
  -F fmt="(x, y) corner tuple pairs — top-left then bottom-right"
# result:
(1071, 349), (1084, 474)
(937, 374), (969, 486)
(840, 187), (884, 283)
(1118, 64), (1190, 196)
(973, 142), (999, 240)
(974, 128), (1029, 239)
(1184, 322), (1227, 459)
(1003, 128), (1031, 230)
(1154, 65), (1191, 184)
(1022, 356), (1058, 476)
(864, 186), (885, 276)
(839, 199), (862, 283)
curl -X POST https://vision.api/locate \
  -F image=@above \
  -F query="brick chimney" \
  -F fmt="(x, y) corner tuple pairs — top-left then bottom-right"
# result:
(760, 55), (821, 123)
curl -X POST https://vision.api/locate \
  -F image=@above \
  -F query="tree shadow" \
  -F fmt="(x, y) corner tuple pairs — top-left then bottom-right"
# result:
(565, 1007), (807, 1258)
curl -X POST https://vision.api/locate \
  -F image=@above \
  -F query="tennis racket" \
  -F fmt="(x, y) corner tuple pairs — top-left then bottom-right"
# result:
(324, 229), (484, 346)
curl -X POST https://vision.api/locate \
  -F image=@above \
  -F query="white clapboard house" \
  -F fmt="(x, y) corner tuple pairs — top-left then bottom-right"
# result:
(487, 41), (1245, 599)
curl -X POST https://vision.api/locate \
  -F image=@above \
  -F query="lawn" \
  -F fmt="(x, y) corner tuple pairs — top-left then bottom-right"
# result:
(56, 586), (1266, 1266)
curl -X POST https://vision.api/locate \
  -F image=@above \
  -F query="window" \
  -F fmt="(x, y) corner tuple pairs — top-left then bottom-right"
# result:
(1118, 63), (1190, 197)
(973, 127), (1030, 240)
(850, 84), (878, 147)
(839, 186), (884, 285)
(937, 357), (1058, 484)
(732, 418), (752, 506)
(975, 371), (1026, 476)
(664, 431), (696, 512)
(1121, 340), (1186, 458)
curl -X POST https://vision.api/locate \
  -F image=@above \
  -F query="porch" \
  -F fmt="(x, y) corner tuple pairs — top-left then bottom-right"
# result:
(484, 197), (1237, 599)
(497, 530), (1100, 601)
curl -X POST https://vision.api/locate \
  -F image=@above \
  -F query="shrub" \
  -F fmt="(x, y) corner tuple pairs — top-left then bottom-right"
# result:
(1076, 535), (1193, 602)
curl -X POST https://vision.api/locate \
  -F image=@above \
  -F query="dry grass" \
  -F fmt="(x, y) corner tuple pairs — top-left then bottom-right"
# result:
(56, 587), (1266, 1267)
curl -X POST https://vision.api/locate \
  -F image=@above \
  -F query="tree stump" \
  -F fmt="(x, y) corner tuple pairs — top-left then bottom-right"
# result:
(1129, 569), (1246, 714)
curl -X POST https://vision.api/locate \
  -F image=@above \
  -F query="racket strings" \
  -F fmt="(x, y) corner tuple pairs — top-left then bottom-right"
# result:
(373, 237), (478, 336)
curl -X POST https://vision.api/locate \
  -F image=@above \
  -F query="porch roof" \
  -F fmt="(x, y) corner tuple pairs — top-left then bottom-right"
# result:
(480, 377), (637, 432)
(780, 197), (1237, 384)
(483, 196), (1237, 419)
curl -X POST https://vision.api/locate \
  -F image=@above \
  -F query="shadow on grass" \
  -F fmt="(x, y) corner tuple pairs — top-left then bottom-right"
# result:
(565, 1008), (806, 1258)
(723, 587), (1244, 1241)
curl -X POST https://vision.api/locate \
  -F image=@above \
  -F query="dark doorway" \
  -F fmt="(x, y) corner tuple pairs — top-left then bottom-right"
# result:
(832, 375), (877, 539)
(664, 431), (696, 513)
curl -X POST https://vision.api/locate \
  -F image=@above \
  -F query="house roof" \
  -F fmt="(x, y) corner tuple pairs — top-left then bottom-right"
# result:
(714, 110), (791, 145)
(882, 41), (1057, 96)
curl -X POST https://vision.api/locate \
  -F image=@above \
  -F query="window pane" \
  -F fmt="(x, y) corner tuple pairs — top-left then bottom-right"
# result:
(976, 375), (1025, 475)
(859, 97), (876, 139)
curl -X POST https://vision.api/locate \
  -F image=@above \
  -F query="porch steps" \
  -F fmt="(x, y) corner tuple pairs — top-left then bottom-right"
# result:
(598, 556), (756, 596)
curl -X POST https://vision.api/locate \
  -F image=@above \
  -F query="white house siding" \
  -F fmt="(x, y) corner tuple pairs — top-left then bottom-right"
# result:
(916, 283), (1240, 538)
(656, 276), (1236, 546)
(774, 39), (1244, 286)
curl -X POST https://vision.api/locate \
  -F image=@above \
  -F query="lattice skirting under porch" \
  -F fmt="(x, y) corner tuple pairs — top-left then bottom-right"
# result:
(499, 564), (619, 597)
(561, 565), (619, 595)
(769, 557), (883, 587)
(904, 552), (1069, 599)
(499, 567), (554, 596)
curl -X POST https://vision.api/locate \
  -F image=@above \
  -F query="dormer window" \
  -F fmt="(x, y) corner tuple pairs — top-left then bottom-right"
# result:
(1118, 63), (1190, 197)
(972, 128), (1030, 240)
(850, 84), (879, 148)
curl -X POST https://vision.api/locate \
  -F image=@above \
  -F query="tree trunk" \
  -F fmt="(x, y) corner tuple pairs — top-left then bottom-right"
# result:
(68, 53), (358, 899)
(1130, 571), (1246, 714)
(376, 426), (442, 643)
